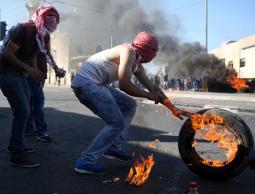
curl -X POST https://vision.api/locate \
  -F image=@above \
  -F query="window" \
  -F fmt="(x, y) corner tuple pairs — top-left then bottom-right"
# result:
(220, 58), (225, 64)
(220, 59), (226, 65)
(240, 58), (246, 67)
(228, 61), (233, 69)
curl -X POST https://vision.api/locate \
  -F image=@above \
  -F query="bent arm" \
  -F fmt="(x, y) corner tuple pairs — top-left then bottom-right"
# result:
(45, 40), (65, 77)
(133, 65), (156, 92)
(45, 40), (58, 70)
(3, 40), (45, 82)
(2, 40), (32, 73)
(118, 45), (150, 99)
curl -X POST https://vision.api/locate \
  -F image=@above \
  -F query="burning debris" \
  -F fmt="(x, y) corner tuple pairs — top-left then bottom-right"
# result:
(227, 73), (249, 92)
(179, 108), (254, 180)
(162, 96), (240, 168)
(125, 139), (159, 186)
(126, 154), (155, 186)
(190, 113), (239, 167)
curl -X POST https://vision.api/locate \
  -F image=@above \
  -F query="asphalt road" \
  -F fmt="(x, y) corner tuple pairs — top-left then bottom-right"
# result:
(0, 87), (255, 194)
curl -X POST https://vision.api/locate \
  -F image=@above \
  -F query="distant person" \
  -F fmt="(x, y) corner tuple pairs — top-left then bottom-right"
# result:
(163, 73), (168, 90)
(0, 3), (64, 168)
(192, 78), (199, 92)
(71, 31), (190, 174)
(184, 78), (189, 91)
(154, 74), (160, 88)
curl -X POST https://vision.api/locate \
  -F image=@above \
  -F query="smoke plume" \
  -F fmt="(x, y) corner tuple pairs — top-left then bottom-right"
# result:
(57, 0), (231, 81)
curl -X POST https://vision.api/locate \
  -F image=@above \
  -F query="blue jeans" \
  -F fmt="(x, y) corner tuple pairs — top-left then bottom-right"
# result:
(0, 73), (31, 154)
(25, 77), (47, 135)
(72, 81), (137, 164)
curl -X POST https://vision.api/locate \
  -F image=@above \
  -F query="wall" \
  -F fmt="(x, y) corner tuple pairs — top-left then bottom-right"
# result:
(211, 35), (255, 80)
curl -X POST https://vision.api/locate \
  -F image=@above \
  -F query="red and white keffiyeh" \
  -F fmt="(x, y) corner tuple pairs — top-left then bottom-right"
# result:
(131, 31), (158, 64)
(32, 3), (59, 51)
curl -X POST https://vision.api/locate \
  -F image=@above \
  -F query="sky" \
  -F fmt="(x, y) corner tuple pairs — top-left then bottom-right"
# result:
(0, 0), (254, 51)
(140, 0), (255, 51)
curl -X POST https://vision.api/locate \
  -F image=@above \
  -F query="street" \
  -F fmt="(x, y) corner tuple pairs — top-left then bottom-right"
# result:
(0, 87), (255, 194)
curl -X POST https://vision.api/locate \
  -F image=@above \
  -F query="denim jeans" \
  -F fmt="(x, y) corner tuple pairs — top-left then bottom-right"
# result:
(0, 73), (31, 154)
(72, 81), (137, 164)
(25, 77), (47, 135)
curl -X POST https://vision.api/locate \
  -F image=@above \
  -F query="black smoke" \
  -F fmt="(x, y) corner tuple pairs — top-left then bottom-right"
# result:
(55, 0), (233, 82)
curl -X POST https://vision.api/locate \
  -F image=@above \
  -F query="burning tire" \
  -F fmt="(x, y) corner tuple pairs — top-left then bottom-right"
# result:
(178, 108), (254, 181)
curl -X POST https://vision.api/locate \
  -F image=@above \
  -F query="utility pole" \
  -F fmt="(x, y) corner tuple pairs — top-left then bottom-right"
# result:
(205, 0), (208, 53)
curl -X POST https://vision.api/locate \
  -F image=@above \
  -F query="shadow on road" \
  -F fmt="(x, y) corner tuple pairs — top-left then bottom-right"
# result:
(0, 107), (255, 194)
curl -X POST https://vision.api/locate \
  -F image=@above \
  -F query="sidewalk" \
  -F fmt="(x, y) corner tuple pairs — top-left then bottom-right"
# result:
(147, 90), (255, 113)
(164, 90), (255, 102)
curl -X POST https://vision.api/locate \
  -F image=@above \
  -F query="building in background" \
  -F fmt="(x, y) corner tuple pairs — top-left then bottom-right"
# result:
(210, 35), (255, 83)
(47, 32), (70, 85)
(48, 31), (112, 86)
(25, 1), (115, 86)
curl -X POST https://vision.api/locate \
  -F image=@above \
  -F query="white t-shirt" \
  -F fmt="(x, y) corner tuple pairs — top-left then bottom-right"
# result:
(73, 45), (140, 86)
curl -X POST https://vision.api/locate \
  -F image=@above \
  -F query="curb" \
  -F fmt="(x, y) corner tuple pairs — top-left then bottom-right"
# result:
(174, 102), (255, 114)
(141, 100), (255, 114)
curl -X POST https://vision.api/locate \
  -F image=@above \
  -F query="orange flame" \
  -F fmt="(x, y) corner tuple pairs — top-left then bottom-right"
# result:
(227, 74), (248, 92)
(191, 113), (239, 167)
(125, 154), (155, 186)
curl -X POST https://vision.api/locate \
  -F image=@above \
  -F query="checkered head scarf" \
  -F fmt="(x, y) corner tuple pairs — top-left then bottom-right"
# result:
(32, 3), (59, 51)
(131, 31), (158, 63)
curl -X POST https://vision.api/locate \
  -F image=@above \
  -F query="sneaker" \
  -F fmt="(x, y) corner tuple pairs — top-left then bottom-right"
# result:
(25, 129), (37, 136)
(37, 133), (52, 142)
(103, 150), (132, 161)
(9, 154), (39, 168)
(8, 146), (36, 154)
(74, 159), (107, 175)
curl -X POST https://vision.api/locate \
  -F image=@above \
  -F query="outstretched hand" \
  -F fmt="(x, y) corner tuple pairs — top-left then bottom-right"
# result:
(171, 107), (192, 120)
(161, 97), (192, 120)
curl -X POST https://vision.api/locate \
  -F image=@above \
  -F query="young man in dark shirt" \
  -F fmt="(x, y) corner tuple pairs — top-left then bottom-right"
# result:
(25, 41), (65, 142)
(0, 3), (63, 168)
(25, 23), (65, 142)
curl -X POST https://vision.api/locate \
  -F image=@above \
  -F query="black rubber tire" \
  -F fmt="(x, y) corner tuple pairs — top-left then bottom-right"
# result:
(178, 108), (254, 181)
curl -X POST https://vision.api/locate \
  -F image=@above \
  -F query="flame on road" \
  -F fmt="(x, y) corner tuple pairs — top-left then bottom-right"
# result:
(227, 74), (248, 92)
(125, 154), (155, 186)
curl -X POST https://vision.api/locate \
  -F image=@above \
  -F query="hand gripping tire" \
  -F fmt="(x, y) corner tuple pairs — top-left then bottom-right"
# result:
(178, 108), (254, 181)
